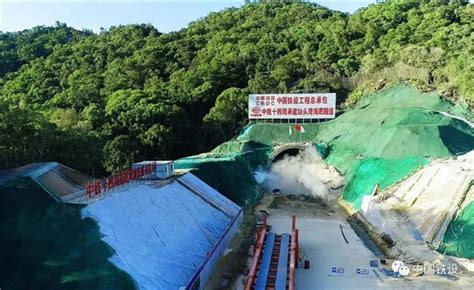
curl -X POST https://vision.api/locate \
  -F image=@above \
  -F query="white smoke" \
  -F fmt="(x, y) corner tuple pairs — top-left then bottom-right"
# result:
(255, 147), (344, 201)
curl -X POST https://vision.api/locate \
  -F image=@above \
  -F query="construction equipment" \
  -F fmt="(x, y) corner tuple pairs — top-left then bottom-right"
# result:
(245, 215), (299, 290)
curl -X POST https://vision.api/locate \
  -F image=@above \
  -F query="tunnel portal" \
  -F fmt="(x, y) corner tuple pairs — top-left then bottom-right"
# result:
(269, 143), (314, 164)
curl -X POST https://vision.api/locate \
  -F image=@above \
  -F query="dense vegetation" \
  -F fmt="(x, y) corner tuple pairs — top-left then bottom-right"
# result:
(0, 0), (472, 175)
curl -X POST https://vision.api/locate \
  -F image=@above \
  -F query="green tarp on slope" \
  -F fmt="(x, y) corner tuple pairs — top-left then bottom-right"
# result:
(175, 154), (262, 206)
(0, 178), (135, 290)
(342, 157), (429, 209)
(175, 141), (272, 205)
(439, 200), (474, 259)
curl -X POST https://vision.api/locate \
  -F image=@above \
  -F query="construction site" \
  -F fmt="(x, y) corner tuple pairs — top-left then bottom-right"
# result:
(1, 84), (474, 290)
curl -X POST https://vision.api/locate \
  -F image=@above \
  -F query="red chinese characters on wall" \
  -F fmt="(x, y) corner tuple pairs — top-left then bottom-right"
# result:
(86, 162), (157, 198)
(274, 95), (328, 105)
(258, 107), (334, 116)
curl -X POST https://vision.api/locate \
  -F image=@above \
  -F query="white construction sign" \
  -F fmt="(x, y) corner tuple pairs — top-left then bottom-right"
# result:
(248, 93), (336, 119)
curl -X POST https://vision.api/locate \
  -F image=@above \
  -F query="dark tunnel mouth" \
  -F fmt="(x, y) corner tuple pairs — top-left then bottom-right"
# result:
(272, 148), (303, 163)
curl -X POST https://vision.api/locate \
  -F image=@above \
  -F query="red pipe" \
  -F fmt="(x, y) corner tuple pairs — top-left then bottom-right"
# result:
(244, 226), (268, 290)
(289, 229), (297, 290)
(254, 231), (260, 256)
(289, 215), (298, 290)
(295, 229), (299, 268)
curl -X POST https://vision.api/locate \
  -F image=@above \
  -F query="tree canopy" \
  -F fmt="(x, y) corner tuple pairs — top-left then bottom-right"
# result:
(0, 0), (472, 174)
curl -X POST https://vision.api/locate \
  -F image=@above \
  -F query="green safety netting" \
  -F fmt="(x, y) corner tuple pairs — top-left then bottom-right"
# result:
(322, 85), (473, 208)
(237, 121), (322, 145)
(175, 141), (272, 205)
(0, 178), (135, 290)
(175, 155), (259, 206)
(439, 199), (474, 259)
(342, 157), (429, 208)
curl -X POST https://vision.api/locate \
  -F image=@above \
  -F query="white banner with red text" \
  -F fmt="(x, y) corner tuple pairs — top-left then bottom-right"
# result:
(248, 93), (336, 119)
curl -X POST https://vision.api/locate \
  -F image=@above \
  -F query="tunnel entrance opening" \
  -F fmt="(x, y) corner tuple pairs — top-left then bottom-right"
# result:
(268, 143), (314, 167)
(272, 148), (302, 163)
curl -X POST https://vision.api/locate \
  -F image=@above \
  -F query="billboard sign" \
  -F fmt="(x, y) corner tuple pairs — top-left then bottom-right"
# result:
(248, 93), (336, 119)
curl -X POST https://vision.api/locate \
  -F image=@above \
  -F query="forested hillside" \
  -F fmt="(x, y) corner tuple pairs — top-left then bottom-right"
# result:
(0, 0), (472, 175)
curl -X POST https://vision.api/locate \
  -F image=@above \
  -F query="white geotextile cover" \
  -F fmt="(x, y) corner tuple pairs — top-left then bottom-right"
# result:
(178, 173), (241, 217)
(82, 173), (239, 290)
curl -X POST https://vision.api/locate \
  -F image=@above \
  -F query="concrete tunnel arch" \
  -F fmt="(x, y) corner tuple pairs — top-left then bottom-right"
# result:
(269, 142), (315, 163)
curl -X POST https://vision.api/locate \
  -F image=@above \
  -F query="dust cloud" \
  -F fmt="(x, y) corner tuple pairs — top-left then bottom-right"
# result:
(255, 147), (343, 201)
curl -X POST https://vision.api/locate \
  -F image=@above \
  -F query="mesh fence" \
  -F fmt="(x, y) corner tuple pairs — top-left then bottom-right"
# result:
(36, 170), (83, 198)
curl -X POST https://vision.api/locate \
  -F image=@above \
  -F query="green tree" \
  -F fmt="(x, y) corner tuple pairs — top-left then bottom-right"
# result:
(0, 0), (472, 173)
